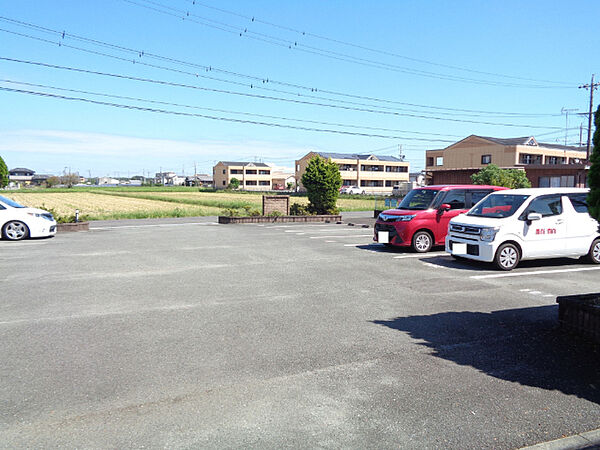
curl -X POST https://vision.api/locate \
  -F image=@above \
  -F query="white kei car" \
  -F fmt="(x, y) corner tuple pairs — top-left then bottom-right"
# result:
(446, 188), (600, 270)
(0, 195), (57, 241)
(341, 186), (365, 195)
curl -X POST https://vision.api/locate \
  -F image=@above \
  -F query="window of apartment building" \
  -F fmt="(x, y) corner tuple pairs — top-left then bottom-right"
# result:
(427, 157), (434, 166)
(481, 154), (492, 164)
(360, 165), (384, 171)
(385, 166), (408, 172)
(338, 164), (357, 171)
(259, 181), (270, 186)
(245, 180), (257, 186)
(296, 164), (300, 171)
(222, 169), (226, 174)
(546, 156), (566, 165)
(245, 169), (257, 174)
(259, 170), (270, 175)
(222, 180), (226, 185)
(519, 153), (542, 164)
(342, 180), (354, 186)
(385, 180), (397, 187)
(436, 156), (443, 166)
(538, 175), (575, 188)
(230, 169), (243, 174)
(360, 180), (383, 187)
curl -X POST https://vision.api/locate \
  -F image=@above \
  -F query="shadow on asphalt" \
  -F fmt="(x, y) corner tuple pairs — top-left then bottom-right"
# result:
(373, 305), (600, 404)
(422, 255), (589, 272)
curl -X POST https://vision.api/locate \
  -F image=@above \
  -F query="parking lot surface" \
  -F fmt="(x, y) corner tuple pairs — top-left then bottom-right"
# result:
(1, 217), (599, 448)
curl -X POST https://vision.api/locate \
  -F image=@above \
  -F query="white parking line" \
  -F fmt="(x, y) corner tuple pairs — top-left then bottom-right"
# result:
(266, 224), (338, 229)
(393, 252), (446, 259)
(309, 235), (373, 239)
(343, 243), (376, 247)
(471, 266), (600, 279)
(91, 222), (218, 230)
(285, 228), (365, 234)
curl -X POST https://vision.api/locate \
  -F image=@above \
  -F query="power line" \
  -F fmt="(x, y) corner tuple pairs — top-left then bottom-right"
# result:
(125, 0), (574, 89)
(0, 86), (461, 141)
(0, 17), (563, 118)
(180, 0), (574, 87)
(0, 78), (463, 138)
(0, 57), (564, 130)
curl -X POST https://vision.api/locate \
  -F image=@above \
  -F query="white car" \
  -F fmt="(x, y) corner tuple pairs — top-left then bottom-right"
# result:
(446, 188), (600, 270)
(341, 186), (365, 195)
(0, 195), (57, 241)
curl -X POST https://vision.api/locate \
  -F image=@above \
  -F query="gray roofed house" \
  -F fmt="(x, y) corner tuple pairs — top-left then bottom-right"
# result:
(295, 150), (410, 194)
(426, 134), (589, 187)
(218, 161), (271, 167)
(315, 152), (405, 162)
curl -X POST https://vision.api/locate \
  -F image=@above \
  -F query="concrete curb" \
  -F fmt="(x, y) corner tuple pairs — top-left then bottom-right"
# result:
(57, 222), (89, 232)
(521, 428), (600, 449)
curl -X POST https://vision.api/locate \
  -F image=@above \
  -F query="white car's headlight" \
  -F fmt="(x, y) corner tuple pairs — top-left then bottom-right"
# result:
(27, 212), (54, 221)
(480, 227), (499, 242)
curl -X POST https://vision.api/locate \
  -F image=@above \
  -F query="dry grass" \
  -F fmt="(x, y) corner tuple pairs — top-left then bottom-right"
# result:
(4, 192), (222, 218)
(5, 190), (375, 220)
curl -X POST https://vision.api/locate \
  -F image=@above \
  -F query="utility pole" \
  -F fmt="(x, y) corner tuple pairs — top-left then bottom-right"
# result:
(579, 74), (599, 161)
(560, 107), (578, 146)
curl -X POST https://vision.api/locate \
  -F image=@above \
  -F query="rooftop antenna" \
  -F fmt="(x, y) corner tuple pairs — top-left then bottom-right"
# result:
(560, 107), (578, 146)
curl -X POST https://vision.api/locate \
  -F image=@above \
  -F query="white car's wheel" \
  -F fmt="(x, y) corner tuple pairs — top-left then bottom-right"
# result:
(586, 238), (600, 264)
(3, 221), (30, 241)
(494, 242), (520, 271)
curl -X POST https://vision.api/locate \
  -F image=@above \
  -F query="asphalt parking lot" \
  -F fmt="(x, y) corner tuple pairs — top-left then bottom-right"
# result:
(1, 214), (600, 449)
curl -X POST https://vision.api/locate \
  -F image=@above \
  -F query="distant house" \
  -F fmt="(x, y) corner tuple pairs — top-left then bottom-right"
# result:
(155, 172), (186, 186)
(99, 177), (120, 185)
(9, 168), (35, 185)
(31, 174), (51, 186)
(185, 174), (213, 187)
(213, 162), (272, 191)
(271, 172), (295, 190)
(425, 135), (589, 187)
(295, 152), (409, 194)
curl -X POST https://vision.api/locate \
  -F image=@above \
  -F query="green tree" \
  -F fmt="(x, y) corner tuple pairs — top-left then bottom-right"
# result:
(0, 155), (8, 188)
(588, 104), (600, 221)
(228, 177), (240, 190)
(471, 164), (531, 189)
(46, 176), (61, 188)
(301, 156), (342, 214)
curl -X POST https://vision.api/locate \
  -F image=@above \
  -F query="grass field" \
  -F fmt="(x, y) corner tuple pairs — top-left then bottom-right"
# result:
(4, 187), (376, 221)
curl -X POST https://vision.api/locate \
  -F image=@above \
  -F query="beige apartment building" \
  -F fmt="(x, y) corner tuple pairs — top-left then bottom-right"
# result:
(425, 135), (589, 187)
(295, 152), (409, 194)
(213, 161), (272, 190)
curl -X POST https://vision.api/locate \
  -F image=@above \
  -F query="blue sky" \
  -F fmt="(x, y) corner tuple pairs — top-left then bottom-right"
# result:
(0, 0), (598, 178)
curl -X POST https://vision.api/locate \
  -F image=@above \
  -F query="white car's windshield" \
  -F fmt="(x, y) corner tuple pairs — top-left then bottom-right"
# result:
(397, 189), (440, 210)
(468, 194), (530, 218)
(0, 195), (25, 208)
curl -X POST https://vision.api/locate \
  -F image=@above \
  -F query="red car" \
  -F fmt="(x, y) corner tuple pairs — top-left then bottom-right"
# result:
(374, 185), (508, 252)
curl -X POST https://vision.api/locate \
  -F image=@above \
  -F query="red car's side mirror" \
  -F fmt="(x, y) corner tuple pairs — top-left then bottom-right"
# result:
(438, 203), (451, 212)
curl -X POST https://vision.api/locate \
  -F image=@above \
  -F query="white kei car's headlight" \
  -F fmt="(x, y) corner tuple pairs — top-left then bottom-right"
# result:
(480, 227), (499, 242)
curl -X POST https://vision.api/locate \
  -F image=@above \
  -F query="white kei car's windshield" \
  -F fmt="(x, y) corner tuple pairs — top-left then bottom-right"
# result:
(467, 194), (530, 218)
(0, 195), (25, 208)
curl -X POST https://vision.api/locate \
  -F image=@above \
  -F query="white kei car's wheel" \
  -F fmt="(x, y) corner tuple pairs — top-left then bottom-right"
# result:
(494, 242), (520, 271)
(586, 238), (600, 264)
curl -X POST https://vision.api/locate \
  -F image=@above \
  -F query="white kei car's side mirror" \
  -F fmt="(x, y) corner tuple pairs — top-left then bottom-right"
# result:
(527, 212), (542, 221)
